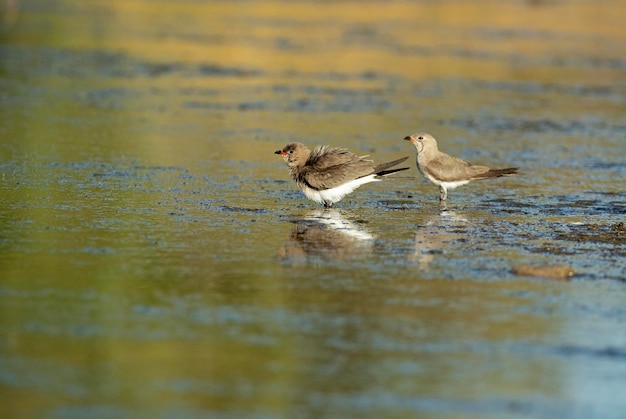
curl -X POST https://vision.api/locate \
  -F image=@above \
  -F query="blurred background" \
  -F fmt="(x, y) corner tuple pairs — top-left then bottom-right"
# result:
(1, 0), (625, 418)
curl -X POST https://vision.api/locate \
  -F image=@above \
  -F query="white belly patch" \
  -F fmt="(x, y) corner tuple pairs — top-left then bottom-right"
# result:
(300, 175), (379, 204)
(424, 173), (469, 190)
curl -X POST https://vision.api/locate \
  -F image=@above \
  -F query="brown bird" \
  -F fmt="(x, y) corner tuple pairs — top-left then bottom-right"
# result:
(404, 132), (519, 202)
(275, 142), (409, 208)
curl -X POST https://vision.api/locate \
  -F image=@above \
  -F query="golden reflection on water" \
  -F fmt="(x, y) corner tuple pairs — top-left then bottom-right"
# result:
(7, 0), (625, 79)
(3, 0), (624, 165)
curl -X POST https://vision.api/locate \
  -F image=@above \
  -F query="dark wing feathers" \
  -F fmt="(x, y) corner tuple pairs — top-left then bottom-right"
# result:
(372, 156), (409, 174)
(477, 167), (519, 179)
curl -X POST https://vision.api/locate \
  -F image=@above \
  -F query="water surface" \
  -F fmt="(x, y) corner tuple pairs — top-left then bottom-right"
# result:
(1, 0), (625, 418)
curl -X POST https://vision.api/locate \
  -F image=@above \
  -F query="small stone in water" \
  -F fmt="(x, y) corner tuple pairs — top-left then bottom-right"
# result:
(512, 264), (575, 280)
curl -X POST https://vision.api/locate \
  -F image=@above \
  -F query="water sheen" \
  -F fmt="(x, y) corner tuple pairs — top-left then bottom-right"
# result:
(1, 1), (625, 418)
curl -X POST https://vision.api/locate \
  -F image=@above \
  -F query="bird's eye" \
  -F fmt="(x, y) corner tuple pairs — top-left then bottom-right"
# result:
(288, 150), (294, 154)
(418, 136), (423, 140)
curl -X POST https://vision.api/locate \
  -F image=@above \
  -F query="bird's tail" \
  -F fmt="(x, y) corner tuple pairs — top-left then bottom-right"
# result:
(376, 166), (410, 177)
(373, 156), (410, 177)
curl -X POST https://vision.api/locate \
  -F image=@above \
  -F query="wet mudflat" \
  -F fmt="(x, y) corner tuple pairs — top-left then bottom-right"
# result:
(1, 0), (626, 418)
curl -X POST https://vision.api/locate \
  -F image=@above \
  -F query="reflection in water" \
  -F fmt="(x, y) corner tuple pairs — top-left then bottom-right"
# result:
(277, 209), (375, 266)
(410, 210), (470, 269)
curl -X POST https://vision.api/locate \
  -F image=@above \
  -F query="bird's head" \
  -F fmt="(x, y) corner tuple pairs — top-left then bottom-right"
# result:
(274, 142), (309, 167)
(403, 133), (437, 154)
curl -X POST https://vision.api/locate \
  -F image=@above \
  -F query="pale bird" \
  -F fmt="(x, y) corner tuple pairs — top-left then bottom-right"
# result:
(404, 133), (519, 202)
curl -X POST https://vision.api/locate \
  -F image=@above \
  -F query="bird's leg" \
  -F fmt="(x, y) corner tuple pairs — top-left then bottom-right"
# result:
(324, 201), (333, 208)
(439, 186), (447, 202)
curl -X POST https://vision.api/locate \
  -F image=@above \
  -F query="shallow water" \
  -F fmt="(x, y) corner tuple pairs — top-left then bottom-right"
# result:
(1, 0), (625, 418)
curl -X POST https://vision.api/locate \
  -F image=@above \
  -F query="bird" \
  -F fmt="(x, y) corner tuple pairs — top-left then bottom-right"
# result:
(404, 132), (519, 202)
(275, 142), (409, 208)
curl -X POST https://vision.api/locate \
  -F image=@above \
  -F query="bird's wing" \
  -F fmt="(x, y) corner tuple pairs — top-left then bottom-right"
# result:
(302, 146), (375, 190)
(425, 153), (490, 182)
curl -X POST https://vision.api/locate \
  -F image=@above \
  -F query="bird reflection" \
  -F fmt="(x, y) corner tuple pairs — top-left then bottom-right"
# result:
(277, 209), (375, 266)
(409, 209), (470, 269)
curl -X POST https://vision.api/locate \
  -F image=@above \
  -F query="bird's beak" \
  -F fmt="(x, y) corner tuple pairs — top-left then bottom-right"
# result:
(403, 136), (414, 142)
(274, 150), (283, 155)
